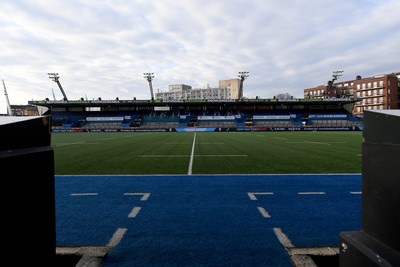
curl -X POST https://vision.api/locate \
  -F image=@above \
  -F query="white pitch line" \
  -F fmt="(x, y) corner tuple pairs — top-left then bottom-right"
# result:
(55, 141), (85, 147)
(286, 141), (331, 145)
(70, 193), (98, 196)
(350, 191), (362, 195)
(196, 142), (225, 144)
(257, 207), (271, 218)
(138, 155), (189, 157)
(273, 227), (294, 249)
(196, 155), (247, 157)
(247, 192), (274, 200)
(128, 207), (141, 218)
(124, 192), (150, 201)
(107, 228), (127, 248)
(188, 131), (196, 175)
(298, 192), (326, 195)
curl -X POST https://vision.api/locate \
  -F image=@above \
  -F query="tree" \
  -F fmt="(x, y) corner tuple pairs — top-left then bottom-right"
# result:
(274, 93), (294, 100)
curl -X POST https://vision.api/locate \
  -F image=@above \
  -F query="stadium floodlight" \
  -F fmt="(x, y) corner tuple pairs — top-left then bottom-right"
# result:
(332, 70), (344, 82)
(327, 70), (344, 98)
(238, 71), (250, 100)
(143, 72), (155, 100)
(48, 73), (68, 101)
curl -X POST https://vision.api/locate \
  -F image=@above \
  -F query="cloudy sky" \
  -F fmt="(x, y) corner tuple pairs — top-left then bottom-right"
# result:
(1, 0), (399, 114)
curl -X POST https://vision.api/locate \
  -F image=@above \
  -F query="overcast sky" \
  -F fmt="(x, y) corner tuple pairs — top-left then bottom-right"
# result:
(1, 0), (399, 114)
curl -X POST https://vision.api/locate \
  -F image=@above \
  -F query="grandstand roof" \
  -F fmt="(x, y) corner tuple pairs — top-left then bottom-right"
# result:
(29, 98), (360, 109)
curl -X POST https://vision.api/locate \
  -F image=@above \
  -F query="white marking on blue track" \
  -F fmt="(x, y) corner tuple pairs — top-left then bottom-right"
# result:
(257, 207), (271, 218)
(128, 207), (141, 218)
(247, 192), (274, 200)
(70, 193), (98, 196)
(107, 228), (127, 247)
(124, 192), (150, 201)
(298, 192), (326, 195)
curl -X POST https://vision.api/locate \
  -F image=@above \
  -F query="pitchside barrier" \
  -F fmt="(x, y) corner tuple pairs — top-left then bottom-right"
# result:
(339, 110), (400, 266)
(52, 126), (363, 133)
(0, 116), (55, 265)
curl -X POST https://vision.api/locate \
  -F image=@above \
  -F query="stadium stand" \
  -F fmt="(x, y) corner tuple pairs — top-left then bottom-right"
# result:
(29, 98), (364, 132)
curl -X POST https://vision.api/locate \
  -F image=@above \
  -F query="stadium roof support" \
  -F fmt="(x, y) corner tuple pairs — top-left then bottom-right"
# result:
(48, 73), (68, 101)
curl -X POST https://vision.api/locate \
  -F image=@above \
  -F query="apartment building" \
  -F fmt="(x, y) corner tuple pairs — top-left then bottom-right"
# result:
(304, 72), (400, 117)
(155, 78), (241, 101)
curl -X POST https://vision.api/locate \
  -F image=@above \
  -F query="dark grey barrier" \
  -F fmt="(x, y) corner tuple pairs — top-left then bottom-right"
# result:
(0, 116), (55, 265)
(339, 110), (400, 266)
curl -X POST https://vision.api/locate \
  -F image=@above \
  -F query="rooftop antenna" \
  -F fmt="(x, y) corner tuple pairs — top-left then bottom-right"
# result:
(2, 79), (13, 116)
(48, 73), (68, 101)
(143, 72), (155, 100)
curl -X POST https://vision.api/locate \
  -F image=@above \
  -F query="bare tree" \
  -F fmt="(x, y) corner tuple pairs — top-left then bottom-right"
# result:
(274, 93), (294, 100)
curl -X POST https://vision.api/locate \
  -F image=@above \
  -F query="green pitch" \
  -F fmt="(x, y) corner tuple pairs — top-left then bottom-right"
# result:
(51, 131), (363, 175)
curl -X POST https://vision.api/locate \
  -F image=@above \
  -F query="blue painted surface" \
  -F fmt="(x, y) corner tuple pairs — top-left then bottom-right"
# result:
(55, 174), (361, 266)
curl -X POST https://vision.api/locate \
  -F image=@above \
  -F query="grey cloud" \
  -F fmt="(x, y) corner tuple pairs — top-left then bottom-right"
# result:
(1, 0), (399, 113)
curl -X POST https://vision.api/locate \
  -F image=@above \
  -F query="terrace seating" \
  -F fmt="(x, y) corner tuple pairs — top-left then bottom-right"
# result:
(253, 120), (293, 128)
(141, 121), (179, 129)
(196, 121), (237, 128)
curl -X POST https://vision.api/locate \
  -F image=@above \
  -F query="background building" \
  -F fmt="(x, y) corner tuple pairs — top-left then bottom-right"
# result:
(10, 104), (39, 116)
(155, 78), (241, 101)
(304, 72), (400, 117)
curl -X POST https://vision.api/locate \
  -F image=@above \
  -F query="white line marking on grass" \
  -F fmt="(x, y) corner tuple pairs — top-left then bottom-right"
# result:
(124, 192), (150, 201)
(188, 131), (196, 175)
(273, 137), (288, 140)
(195, 155), (247, 157)
(196, 142), (225, 144)
(247, 192), (274, 200)
(286, 141), (346, 145)
(138, 155), (189, 157)
(298, 192), (326, 195)
(257, 207), (271, 218)
(128, 207), (141, 218)
(70, 193), (98, 196)
(55, 141), (85, 146)
(107, 228), (127, 247)
(166, 142), (192, 144)
(350, 191), (362, 195)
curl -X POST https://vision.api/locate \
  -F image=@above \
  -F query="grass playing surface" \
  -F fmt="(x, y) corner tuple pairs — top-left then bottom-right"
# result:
(51, 131), (362, 175)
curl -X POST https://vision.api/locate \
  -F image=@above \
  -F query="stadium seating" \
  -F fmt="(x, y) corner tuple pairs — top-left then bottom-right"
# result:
(49, 109), (363, 132)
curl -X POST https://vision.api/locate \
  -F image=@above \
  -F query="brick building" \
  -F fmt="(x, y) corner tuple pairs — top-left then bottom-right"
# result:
(304, 72), (400, 117)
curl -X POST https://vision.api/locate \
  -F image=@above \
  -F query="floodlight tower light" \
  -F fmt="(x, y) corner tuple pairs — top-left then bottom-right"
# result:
(238, 71), (249, 99)
(327, 70), (344, 97)
(332, 70), (344, 82)
(48, 73), (68, 101)
(143, 72), (155, 100)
